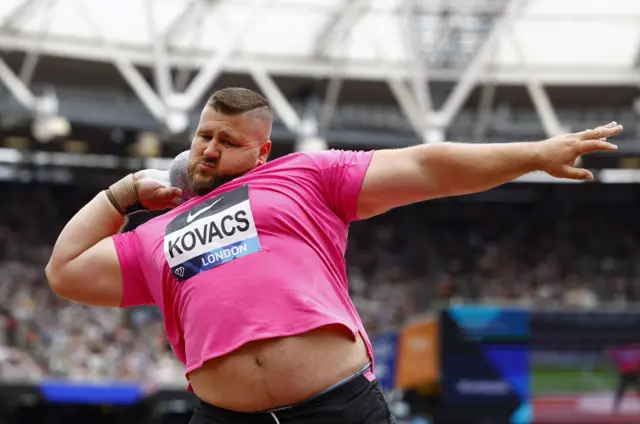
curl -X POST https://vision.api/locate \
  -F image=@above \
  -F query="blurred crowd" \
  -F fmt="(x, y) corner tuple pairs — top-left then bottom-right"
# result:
(0, 183), (183, 386)
(349, 189), (640, 333)
(0, 181), (639, 385)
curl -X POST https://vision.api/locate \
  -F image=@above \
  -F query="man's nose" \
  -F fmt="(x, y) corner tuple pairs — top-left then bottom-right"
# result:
(203, 141), (221, 160)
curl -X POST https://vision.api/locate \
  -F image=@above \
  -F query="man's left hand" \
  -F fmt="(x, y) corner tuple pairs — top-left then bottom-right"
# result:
(535, 121), (623, 180)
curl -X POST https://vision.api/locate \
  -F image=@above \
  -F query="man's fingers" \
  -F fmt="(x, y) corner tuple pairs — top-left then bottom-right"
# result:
(560, 165), (594, 181)
(160, 197), (184, 209)
(576, 122), (623, 141)
(576, 139), (618, 154)
(167, 188), (185, 208)
(154, 187), (184, 207)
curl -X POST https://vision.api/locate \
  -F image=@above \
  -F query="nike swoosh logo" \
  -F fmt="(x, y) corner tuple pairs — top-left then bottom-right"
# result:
(186, 197), (223, 223)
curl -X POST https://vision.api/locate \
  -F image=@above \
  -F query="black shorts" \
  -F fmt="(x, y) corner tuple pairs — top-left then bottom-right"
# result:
(189, 370), (396, 424)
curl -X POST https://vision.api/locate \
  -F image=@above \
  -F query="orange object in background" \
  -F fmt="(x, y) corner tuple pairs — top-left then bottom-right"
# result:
(395, 317), (439, 389)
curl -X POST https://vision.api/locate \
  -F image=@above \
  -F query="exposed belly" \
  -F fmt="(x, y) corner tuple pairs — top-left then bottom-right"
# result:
(187, 324), (371, 412)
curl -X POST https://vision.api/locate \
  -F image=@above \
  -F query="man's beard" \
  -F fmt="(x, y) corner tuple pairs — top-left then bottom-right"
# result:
(187, 164), (246, 196)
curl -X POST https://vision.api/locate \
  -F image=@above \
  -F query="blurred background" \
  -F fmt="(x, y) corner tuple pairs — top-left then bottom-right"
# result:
(0, 0), (640, 423)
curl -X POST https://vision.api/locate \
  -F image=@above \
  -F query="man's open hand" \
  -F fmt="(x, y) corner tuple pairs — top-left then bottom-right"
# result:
(535, 122), (622, 180)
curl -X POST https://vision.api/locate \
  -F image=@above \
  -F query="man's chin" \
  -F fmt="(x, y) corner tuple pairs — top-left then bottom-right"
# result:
(190, 176), (235, 196)
(186, 169), (248, 196)
(190, 180), (217, 196)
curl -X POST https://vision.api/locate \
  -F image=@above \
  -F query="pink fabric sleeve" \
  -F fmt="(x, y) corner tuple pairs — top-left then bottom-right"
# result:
(112, 231), (154, 308)
(305, 149), (375, 223)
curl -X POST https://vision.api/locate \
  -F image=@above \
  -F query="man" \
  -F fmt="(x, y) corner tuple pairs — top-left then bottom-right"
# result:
(607, 343), (640, 413)
(45, 87), (622, 424)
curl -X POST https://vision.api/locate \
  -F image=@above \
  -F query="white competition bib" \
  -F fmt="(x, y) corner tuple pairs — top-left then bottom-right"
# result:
(163, 185), (261, 282)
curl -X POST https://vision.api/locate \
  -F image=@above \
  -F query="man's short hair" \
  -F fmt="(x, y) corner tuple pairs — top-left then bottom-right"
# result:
(207, 87), (271, 116)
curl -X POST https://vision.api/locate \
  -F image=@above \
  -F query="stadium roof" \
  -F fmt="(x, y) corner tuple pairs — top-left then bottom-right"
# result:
(0, 0), (639, 142)
(2, 0), (639, 81)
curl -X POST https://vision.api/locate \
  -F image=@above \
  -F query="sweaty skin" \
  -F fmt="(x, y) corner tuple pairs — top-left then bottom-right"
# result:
(186, 107), (272, 196)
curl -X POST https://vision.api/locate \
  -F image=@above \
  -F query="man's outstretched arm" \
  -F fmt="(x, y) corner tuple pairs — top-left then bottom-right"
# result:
(45, 171), (182, 307)
(357, 122), (623, 219)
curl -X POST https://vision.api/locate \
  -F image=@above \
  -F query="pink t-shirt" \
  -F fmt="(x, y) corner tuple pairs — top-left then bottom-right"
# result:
(112, 149), (376, 388)
(608, 346), (640, 373)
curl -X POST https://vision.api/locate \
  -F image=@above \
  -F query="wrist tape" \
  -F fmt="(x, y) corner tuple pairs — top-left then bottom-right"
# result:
(105, 174), (147, 216)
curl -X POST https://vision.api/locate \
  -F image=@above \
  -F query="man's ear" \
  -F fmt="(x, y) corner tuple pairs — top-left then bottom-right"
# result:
(258, 140), (272, 165)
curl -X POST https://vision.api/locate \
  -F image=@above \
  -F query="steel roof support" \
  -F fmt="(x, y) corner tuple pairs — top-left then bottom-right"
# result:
(313, 0), (370, 58)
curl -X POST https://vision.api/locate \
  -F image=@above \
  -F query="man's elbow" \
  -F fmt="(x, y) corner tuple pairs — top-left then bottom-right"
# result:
(44, 261), (76, 300)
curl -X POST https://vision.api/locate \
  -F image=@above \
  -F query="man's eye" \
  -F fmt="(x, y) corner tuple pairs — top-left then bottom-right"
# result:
(221, 140), (235, 147)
